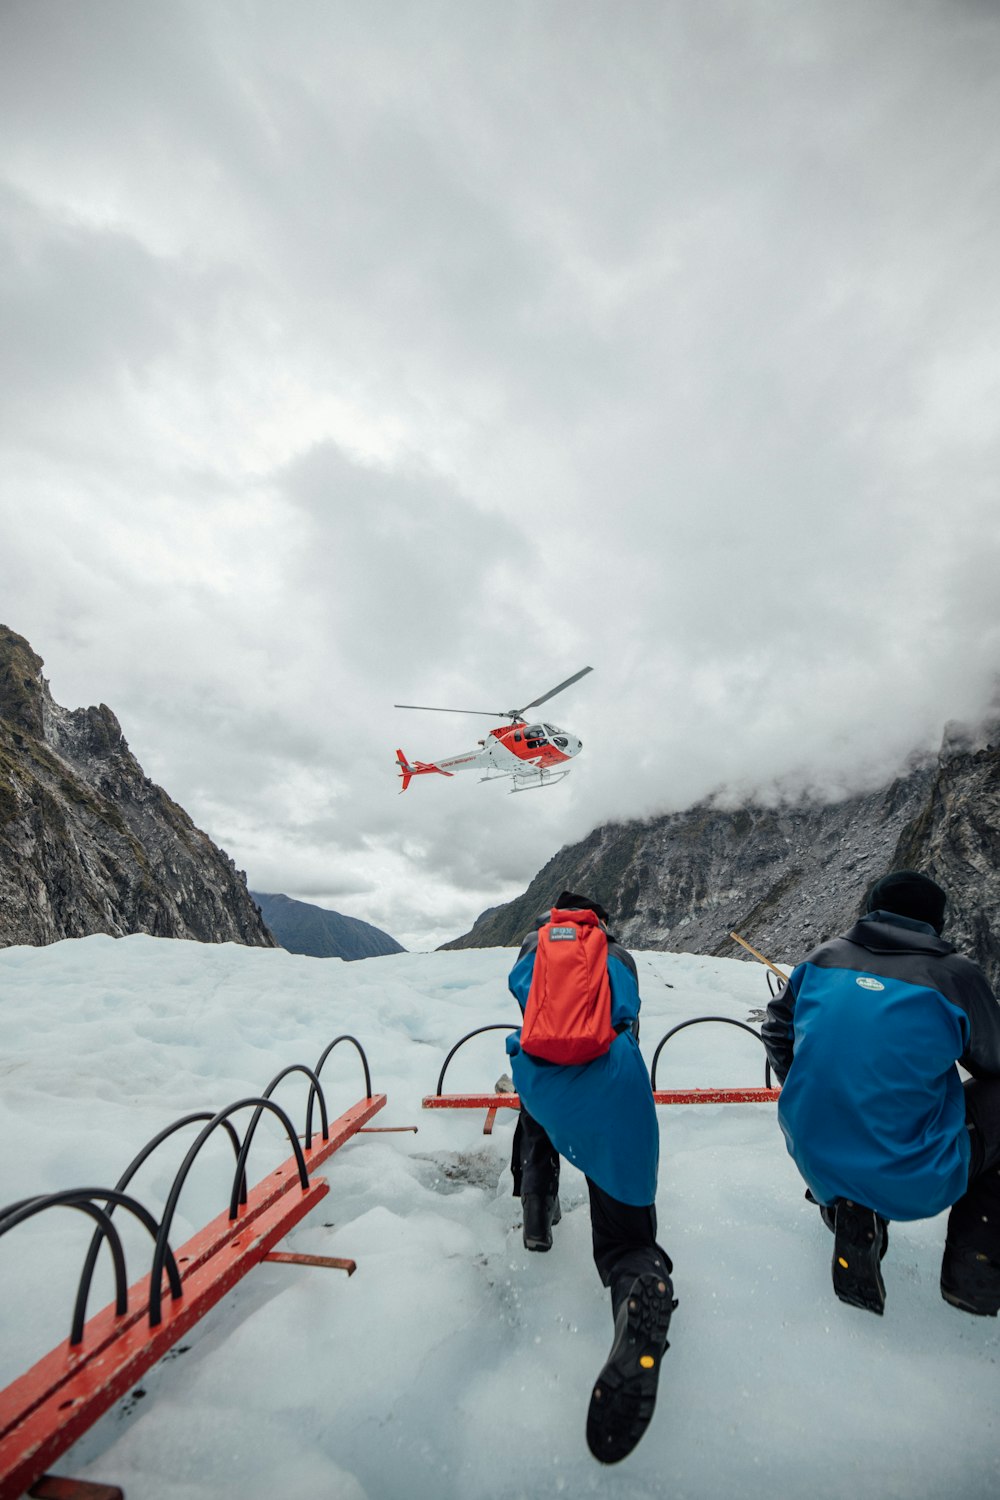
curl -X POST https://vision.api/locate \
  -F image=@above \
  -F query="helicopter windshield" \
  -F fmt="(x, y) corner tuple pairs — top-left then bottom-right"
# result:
(543, 722), (572, 751)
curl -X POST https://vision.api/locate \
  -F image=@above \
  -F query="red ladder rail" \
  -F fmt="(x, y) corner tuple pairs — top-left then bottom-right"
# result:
(421, 1087), (779, 1132)
(0, 1175), (328, 1500)
(653, 1087), (779, 1104)
(301, 1094), (386, 1169)
(424, 1015), (780, 1133)
(421, 1092), (520, 1134)
(0, 1093), (385, 1500)
(29, 1478), (123, 1499)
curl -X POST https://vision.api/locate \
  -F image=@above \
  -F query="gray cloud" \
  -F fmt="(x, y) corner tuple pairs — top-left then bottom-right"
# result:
(2, 0), (999, 947)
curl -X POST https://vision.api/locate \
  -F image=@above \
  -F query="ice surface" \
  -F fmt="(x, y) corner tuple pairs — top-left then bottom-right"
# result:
(1, 937), (997, 1499)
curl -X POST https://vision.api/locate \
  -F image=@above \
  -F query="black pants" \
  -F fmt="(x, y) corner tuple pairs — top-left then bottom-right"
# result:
(946, 1077), (1000, 1256)
(512, 1106), (671, 1307)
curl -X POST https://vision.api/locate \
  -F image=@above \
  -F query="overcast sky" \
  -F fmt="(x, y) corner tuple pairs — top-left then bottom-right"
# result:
(2, 1), (1000, 950)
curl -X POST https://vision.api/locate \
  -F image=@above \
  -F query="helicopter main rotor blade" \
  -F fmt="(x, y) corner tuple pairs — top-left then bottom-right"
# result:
(394, 703), (508, 717)
(509, 665), (593, 719)
(396, 666), (593, 720)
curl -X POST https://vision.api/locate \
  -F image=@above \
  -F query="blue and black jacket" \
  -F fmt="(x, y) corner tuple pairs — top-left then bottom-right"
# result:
(506, 915), (659, 1206)
(762, 911), (1000, 1220)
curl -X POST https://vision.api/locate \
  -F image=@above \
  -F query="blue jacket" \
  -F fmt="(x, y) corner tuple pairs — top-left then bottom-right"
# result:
(762, 911), (1000, 1220)
(506, 917), (658, 1206)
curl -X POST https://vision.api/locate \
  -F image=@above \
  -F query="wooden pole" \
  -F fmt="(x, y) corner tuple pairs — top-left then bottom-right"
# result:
(729, 931), (789, 983)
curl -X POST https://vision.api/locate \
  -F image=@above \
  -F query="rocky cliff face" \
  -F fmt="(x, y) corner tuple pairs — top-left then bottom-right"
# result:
(443, 722), (1000, 990)
(0, 626), (275, 948)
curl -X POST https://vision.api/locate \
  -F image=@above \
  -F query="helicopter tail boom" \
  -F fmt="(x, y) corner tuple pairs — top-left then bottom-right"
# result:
(397, 748), (447, 791)
(397, 745), (492, 790)
(397, 748), (468, 791)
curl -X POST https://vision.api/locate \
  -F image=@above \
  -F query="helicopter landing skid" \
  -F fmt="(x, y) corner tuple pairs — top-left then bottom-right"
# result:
(476, 768), (571, 791)
(509, 769), (571, 793)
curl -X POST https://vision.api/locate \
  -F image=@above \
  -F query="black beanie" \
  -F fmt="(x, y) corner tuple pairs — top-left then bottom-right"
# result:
(554, 890), (610, 924)
(866, 870), (947, 934)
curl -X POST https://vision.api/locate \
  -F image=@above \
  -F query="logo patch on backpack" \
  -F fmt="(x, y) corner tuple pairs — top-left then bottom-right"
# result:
(520, 907), (617, 1065)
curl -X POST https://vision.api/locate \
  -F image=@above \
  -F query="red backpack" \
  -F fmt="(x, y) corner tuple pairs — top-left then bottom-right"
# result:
(519, 906), (617, 1065)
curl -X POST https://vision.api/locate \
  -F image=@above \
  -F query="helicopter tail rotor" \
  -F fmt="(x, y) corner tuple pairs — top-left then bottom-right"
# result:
(396, 749), (415, 791)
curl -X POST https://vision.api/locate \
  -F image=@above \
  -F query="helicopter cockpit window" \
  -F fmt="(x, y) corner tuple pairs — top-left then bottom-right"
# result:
(525, 723), (546, 748)
(553, 736), (568, 749)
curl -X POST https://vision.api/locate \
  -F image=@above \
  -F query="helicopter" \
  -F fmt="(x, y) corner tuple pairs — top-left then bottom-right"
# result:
(395, 666), (592, 793)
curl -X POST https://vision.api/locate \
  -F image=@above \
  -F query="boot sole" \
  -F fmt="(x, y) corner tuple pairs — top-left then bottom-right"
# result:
(941, 1285), (999, 1317)
(586, 1273), (674, 1464)
(832, 1200), (886, 1316)
(941, 1250), (1000, 1317)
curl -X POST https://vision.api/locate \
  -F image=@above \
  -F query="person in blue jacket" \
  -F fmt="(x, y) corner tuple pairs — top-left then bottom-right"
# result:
(506, 891), (675, 1464)
(762, 870), (1000, 1317)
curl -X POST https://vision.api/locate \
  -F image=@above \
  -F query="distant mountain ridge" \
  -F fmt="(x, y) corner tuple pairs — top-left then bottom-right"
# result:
(0, 625), (274, 949)
(251, 891), (405, 960)
(442, 718), (1000, 989)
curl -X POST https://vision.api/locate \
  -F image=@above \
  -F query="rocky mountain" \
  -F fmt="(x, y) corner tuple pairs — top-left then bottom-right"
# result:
(443, 719), (1000, 990)
(251, 892), (405, 961)
(0, 626), (275, 948)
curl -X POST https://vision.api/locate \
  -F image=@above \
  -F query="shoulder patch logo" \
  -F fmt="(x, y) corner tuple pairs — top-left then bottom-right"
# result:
(856, 976), (885, 992)
(548, 926), (577, 941)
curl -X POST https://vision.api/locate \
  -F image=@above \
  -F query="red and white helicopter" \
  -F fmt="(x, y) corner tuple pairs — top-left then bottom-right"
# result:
(395, 666), (592, 793)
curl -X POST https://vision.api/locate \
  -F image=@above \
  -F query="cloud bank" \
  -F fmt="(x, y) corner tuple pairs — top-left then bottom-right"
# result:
(2, 1), (999, 947)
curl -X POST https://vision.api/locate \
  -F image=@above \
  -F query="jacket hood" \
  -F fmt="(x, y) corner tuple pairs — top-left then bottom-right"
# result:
(844, 912), (956, 958)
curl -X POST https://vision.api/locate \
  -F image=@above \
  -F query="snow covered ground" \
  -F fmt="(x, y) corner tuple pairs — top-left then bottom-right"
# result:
(1, 936), (997, 1500)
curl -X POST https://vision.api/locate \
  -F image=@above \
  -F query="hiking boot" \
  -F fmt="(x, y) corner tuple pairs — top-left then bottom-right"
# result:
(807, 1189), (888, 1256)
(586, 1272), (676, 1464)
(521, 1193), (561, 1251)
(832, 1199), (888, 1315)
(940, 1246), (1000, 1317)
